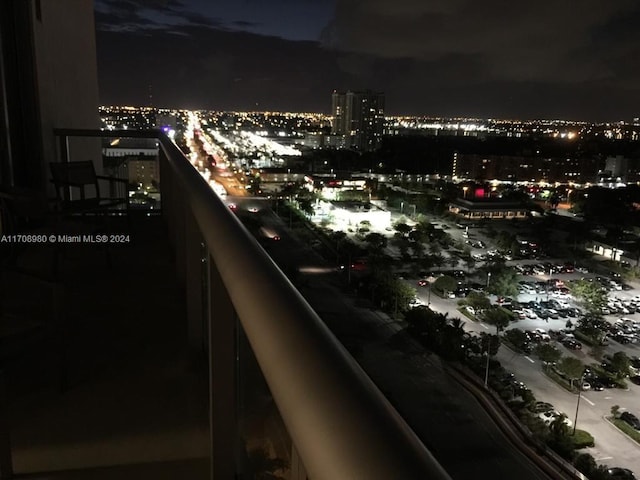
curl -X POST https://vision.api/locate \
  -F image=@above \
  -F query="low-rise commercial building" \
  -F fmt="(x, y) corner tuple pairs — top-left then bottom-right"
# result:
(448, 198), (528, 219)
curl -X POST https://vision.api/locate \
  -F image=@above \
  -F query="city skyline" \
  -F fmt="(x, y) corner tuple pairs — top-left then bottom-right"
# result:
(95, 0), (640, 122)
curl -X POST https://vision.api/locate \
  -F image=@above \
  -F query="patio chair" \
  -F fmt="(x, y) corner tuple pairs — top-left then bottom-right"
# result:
(49, 160), (129, 216)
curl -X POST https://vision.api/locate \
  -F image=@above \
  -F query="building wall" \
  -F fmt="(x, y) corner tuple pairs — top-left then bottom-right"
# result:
(331, 206), (391, 230)
(32, 0), (101, 173)
(104, 148), (158, 157)
(454, 153), (602, 183)
(0, 0), (43, 188)
(331, 91), (346, 135)
(448, 204), (527, 219)
(256, 171), (307, 193)
(129, 158), (159, 189)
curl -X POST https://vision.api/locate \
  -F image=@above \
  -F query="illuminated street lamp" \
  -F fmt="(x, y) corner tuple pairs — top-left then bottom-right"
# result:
(486, 272), (491, 289)
(573, 371), (587, 435)
(463, 186), (469, 198)
(484, 336), (492, 388)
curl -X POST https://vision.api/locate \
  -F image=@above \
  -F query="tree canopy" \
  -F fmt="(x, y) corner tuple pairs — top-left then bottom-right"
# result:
(482, 307), (512, 333)
(486, 268), (519, 298)
(569, 279), (608, 317)
(433, 275), (457, 293)
(464, 292), (492, 312)
(535, 344), (562, 364)
(557, 356), (585, 382)
(608, 351), (631, 379)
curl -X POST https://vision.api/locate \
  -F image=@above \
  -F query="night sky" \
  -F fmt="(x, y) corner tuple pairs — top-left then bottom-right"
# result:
(94, 0), (640, 121)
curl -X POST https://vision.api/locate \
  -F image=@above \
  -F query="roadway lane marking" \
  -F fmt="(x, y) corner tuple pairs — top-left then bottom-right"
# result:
(480, 323), (489, 330)
(582, 396), (595, 407)
(595, 456), (613, 461)
(524, 356), (535, 364)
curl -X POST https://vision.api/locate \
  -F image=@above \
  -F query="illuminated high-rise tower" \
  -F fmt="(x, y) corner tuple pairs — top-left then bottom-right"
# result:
(331, 90), (385, 151)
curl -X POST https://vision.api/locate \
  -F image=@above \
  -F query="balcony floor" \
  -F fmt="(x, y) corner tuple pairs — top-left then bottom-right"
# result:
(1, 213), (209, 478)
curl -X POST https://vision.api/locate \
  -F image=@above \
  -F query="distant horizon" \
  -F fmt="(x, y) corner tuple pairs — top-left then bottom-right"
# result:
(99, 105), (636, 126)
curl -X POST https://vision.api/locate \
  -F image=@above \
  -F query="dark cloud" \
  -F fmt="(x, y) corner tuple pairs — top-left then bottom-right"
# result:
(96, 25), (343, 112)
(232, 20), (258, 28)
(323, 0), (640, 86)
(95, 0), (640, 120)
(95, 0), (222, 33)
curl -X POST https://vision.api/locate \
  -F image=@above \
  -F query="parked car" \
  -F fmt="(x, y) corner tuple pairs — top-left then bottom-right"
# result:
(532, 401), (554, 413)
(607, 467), (637, 480)
(538, 410), (572, 427)
(621, 411), (640, 430)
(562, 338), (582, 350)
(409, 298), (427, 308)
(600, 376), (618, 388)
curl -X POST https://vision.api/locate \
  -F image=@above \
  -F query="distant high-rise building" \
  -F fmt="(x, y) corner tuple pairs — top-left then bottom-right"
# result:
(597, 155), (628, 186)
(331, 90), (385, 152)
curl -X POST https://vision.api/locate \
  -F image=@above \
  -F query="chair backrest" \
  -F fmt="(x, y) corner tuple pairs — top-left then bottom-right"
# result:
(50, 161), (100, 201)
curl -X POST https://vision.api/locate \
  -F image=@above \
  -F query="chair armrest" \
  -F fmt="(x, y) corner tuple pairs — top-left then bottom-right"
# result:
(96, 175), (129, 184)
(50, 179), (85, 188)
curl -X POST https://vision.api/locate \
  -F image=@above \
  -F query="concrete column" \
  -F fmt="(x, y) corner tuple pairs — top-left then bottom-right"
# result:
(290, 444), (308, 480)
(207, 256), (237, 479)
(0, 370), (13, 479)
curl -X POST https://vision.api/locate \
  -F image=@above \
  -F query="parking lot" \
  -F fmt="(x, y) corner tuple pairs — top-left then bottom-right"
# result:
(404, 218), (640, 475)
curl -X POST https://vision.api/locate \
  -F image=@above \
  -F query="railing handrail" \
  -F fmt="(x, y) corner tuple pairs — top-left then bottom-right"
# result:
(55, 128), (452, 480)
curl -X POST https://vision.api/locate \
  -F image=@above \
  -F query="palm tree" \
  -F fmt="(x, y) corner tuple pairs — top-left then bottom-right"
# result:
(464, 255), (476, 272)
(430, 312), (449, 348)
(297, 197), (314, 218)
(409, 240), (425, 259)
(393, 222), (412, 237)
(549, 415), (569, 437)
(443, 317), (466, 359)
(246, 447), (288, 480)
(391, 234), (411, 260)
(364, 232), (388, 251)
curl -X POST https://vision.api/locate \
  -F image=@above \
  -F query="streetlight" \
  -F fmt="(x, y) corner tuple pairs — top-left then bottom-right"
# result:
(546, 279), (550, 302)
(463, 186), (469, 198)
(484, 336), (492, 388)
(486, 272), (492, 289)
(573, 371), (587, 435)
(400, 201), (404, 215)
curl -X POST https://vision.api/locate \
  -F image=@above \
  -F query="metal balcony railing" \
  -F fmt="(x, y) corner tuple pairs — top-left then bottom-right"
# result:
(52, 128), (452, 480)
